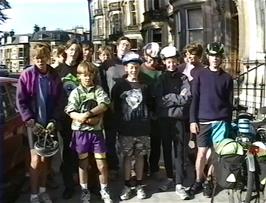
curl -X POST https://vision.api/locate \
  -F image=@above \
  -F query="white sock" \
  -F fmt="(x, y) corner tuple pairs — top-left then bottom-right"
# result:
(100, 183), (107, 190)
(30, 194), (38, 200)
(39, 187), (46, 194)
(80, 183), (88, 190)
(167, 178), (173, 182)
(176, 184), (182, 190)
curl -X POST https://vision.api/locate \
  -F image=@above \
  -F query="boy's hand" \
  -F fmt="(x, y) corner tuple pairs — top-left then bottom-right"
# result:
(85, 116), (101, 126)
(77, 112), (90, 123)
(26, 118), (35, 128)
(46, 121), (56, 132)
(32, 122), (45, 135)
(190, 122), (199, 134)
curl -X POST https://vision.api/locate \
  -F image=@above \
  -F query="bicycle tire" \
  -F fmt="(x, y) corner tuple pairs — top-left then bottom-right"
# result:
(228, 189), (235, 203)
(245, 159), (255, 203)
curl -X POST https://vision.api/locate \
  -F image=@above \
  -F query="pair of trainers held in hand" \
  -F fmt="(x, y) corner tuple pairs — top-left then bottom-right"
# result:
(32, 121), (56, 135)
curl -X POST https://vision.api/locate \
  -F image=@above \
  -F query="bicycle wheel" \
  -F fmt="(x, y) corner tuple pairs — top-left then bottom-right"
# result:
(228, 189), (235, 203)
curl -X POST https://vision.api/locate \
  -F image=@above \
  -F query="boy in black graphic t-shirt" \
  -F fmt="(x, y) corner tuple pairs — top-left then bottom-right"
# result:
(111, 52), (151, 200)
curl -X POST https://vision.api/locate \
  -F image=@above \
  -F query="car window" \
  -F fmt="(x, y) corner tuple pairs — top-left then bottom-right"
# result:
(0, 83), (17, 121)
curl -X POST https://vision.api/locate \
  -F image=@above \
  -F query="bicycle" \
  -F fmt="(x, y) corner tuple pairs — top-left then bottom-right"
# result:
(212, 107), (266, 203)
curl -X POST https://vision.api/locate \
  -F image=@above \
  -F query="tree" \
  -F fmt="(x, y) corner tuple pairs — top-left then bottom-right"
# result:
(34, 24), (40, 33)
(0, 0), (11, 24)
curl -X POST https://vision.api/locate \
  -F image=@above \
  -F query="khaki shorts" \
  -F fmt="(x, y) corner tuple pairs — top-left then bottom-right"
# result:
(118, 136), (150, 157)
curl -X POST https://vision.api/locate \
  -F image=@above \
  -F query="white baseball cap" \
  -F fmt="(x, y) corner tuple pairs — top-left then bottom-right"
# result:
(160, 45), (179, 60)
(143, 42), (160, 58)
(122, 52), (142, 65)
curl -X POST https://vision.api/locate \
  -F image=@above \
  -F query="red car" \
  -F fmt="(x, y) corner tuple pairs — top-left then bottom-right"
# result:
(0, 77), (27, 202)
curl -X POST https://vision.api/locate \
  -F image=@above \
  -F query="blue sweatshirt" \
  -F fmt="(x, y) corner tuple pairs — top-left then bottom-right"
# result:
(189, 67), (233, 123)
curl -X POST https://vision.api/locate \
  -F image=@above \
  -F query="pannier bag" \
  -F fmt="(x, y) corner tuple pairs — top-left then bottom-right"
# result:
(213, 138), (245, 189)
(213, 153), (245, 189)
(253, 141), (266, 185)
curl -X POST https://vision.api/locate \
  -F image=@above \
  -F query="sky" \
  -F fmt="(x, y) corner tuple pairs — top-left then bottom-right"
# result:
(1, 0), (90, 34)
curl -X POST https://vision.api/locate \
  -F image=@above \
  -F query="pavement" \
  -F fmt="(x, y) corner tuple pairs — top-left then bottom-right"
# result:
(14, 152), (265, 203)
(16, 169), (238, 203)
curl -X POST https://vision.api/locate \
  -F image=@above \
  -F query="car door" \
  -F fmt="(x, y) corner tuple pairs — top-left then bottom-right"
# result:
(0, 81), (25, 175)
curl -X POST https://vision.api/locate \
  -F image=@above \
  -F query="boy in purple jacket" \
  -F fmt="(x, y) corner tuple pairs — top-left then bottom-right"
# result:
(16, 43), (63, 203)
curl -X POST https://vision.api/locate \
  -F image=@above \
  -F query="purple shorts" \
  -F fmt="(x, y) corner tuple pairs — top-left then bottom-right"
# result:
(70, 130), (107, 154)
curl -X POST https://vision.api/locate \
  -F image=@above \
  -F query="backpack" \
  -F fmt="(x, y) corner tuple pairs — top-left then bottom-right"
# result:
(213, 153), (245, 189)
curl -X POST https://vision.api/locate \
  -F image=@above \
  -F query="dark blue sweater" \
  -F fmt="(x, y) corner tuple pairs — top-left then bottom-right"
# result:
(189, 67), (233, 123)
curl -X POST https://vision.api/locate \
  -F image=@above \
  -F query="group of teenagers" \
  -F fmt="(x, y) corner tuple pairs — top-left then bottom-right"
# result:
(15, 35), (233, 203)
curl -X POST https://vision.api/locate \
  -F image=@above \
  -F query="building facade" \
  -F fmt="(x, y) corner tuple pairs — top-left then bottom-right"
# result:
(141, 0), (173, 46)
(0, 27), (89, 72)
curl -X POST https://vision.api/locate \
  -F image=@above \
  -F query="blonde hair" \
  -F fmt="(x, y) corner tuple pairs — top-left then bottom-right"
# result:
(77, 61), (97, 78)
(31, 42), (51, 59)
(97, 46), (112, 58)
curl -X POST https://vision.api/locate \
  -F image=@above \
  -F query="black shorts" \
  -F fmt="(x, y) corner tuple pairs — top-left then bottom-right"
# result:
(196, 121), (231, 148)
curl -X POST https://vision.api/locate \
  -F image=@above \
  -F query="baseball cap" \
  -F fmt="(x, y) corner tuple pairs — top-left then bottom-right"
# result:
(160, 45), (180, 60)
(122, 52), (142, 65)
(143, 42), (160, 58)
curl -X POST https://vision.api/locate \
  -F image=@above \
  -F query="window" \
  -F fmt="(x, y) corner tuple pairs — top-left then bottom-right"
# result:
(154, 0), (159, 10)
(111, 13), (122, 34)
(19, 61), (24, 68)
(18, 48), (23, 58)
(0, 84), (17, 121)
(152, 29), (162, 46)
(186, 8), (203, 44)
(175, 11), (181, 48)
(129, 1), (137, 25)
(98, 18), (103, 35)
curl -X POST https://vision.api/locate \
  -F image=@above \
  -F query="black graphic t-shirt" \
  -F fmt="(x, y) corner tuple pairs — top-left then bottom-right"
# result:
(111, 78), (151, 137)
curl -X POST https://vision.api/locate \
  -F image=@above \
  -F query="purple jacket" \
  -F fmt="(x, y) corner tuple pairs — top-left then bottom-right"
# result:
(16, 65), (64, 123)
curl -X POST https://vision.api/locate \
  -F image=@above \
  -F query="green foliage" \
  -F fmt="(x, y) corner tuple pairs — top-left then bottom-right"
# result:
(0, 0), (11, 24)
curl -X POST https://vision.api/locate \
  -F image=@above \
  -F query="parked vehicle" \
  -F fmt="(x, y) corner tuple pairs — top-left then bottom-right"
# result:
(0, 77), (27, 202)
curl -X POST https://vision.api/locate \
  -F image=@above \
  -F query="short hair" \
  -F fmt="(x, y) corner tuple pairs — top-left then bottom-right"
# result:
(52, 45), (66, 59)
(97, 46), (112, 57)
(77, 61), (97, 78)
(184, 42), (203, 57)
(31, 42), (51, 59)
(117, 36), (131, 46)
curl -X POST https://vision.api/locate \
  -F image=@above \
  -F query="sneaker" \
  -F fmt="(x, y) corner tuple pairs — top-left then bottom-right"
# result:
(120, 186), (132, 200)
(100, 187), (113, 203)
(190, 181), (203, 195)
(39, 192), (52, 203)
(80, 189), (90, 203)
(203, 178), (213, 198)
(176, 185), (190, 200)
(136, 185), (146, 199)
(158, 179), (174, 192)
(30, 196), (41, 203)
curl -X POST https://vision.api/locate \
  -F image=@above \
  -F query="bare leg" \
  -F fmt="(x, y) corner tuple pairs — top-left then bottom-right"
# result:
(29, 150), (41, 194)
(96, 159), (108, 184)
(135, 155), (144, 181)
(39, 157), (49, 188)
(124, 156), (132, 181)
(79, 156), (89, 185)
(195, 147), (208, 181)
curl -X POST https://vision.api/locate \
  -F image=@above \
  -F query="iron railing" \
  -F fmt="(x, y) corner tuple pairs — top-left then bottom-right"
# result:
(232, 56), (266, 118)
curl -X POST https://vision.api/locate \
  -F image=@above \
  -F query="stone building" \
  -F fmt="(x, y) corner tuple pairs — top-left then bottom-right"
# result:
(0, 27), (89, 72)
